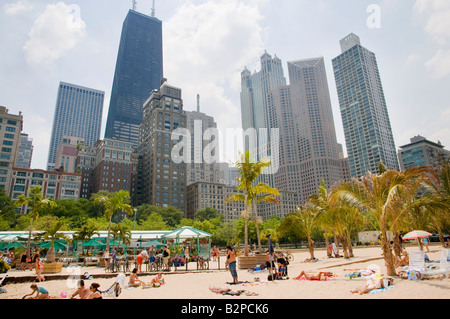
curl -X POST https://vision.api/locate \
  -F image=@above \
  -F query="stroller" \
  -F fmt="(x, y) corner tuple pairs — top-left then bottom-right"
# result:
(101, 273), (127, 299)
(276, 256), (289, 278)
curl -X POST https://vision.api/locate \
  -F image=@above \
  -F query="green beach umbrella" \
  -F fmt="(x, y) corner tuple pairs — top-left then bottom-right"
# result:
(81, 239), (104, 247)
(4, 241), (26, 249)
(39, 241), (68, 251)
(141, 240), (164, 248)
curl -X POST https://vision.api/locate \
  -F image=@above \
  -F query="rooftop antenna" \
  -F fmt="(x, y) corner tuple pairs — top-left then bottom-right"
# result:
(132, 0), (137, 11)
(197, 94), (200, 112)
(151, 0), (156, 17)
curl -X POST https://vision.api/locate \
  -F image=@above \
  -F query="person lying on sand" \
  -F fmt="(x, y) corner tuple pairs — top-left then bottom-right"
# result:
(350, 275), (394, 295)
(293, 271), (334, 281)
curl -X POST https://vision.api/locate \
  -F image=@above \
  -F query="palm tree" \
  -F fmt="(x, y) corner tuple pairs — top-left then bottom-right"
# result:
(74, 223), (100, 255)
(279, 202), (320, 259)
(94, 190), (134, 253)
(39, 221), (67, 263)
(226, 151), (280, 256)
(330, 163), (433, 276)
(14, 185), (57, 255)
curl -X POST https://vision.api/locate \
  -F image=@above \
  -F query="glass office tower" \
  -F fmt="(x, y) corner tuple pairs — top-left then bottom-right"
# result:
(104, 9), (163, 146)
(332, 33), (399, 177)
(47, 82), (104, 171)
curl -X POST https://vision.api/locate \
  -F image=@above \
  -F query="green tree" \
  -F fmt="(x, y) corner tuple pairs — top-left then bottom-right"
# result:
(330, 163), (434, 276)
(226, 151), (280, 256)
(73, 222), (100, 255)
(195, 207), (222, 221)
(94, 190), (133, 252)
(14, 185), (57, 254)
(0, 187), (17, 228)
(38, 221), (67, 263)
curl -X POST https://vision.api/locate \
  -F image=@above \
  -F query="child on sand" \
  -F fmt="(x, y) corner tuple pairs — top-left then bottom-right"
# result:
(22, 284), (49, 299)
(35, 257), (45, 282)
(150, 273), (165, 287)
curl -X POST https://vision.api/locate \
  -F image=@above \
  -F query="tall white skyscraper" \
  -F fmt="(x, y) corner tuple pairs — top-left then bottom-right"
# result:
(240, 51), (286, 186)
(269, 57), (345, 204)
(332, 34), (399, 177)
(47, 82), (104, 171)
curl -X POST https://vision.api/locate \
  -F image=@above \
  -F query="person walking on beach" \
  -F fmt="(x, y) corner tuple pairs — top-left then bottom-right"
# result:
(226, 246), (238, 284)
(35, 257), (45, 282)
(103, 250), (109, 268)
(163, 245), (170, 271)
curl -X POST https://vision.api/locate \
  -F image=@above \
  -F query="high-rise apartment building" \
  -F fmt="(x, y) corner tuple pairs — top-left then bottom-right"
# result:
(47, 82), (104, 171)
(137, 80), (187, 213)
(398, 135), (449, 170)
(105, 9), (163, 146)
(15, 133), (33, 169)
(332, 33), (399, 177)
(185, 96), (223, 185)
(0, 106), (23, 192)
(10, 168), (81, 213)
(76, 138), (138, 204)
(269, 57), (345, 204)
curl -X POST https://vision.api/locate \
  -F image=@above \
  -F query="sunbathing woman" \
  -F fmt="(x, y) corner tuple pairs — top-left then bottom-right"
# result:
(294, 271), (334, 281)
(128, 268), (145, 287)
(395, 251), (409, 268)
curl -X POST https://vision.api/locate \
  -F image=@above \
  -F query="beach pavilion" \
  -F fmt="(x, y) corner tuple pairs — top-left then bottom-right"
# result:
(161, 226), (212, 259)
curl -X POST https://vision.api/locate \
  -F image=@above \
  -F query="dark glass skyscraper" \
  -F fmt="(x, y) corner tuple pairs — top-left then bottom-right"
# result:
(105, 9), (163, 145)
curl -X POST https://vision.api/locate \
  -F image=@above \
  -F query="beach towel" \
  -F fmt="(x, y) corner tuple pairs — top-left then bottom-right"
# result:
(368, 286), (395, 294)
(226, 281), (251, 285)
(294, 276), (335, 281)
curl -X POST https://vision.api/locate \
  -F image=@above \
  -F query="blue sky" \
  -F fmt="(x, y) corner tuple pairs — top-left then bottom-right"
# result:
(0, 0), (449, 169)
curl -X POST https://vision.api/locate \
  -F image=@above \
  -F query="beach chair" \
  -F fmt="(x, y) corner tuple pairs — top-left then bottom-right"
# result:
(101, 273), (127, 299)
(0, 274), (7, 287)
(406, 251), (426, 271)
(421, 249), (449, 280)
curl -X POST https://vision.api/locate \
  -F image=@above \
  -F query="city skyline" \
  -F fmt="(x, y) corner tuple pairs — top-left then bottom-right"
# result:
(1, 0), (449, 170)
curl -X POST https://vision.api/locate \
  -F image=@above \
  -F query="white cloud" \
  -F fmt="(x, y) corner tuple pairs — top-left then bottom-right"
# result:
(413, 0), (450, 44)
(425, 49), (450, 78)
(3, 0), (32, 15)
(23, 2), (86, 66)
(163, 0), (266, 161)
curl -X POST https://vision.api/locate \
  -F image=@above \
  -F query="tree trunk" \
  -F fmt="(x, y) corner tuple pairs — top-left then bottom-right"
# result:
(324, 234), (332, 257)
(253, 203), (262, 253)
(346, 233), (354, 258)
(47, 246), (56, 263)
(380, 219), (396, 276)
(339, 235), (349, 259)
(244, 206), (249, 257)
(307, 236), (315, 259)
(27, 218), (34, 256)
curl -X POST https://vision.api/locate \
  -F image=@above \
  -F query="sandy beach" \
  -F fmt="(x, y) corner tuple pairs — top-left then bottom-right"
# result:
(0, 245), (448, 301)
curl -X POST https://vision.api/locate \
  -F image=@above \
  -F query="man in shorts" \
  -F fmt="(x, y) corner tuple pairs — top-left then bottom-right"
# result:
(137, 248), (149, 273)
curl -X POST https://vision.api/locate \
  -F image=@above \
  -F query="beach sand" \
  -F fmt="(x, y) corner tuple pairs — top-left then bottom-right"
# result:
(0, 245), (448, 300)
